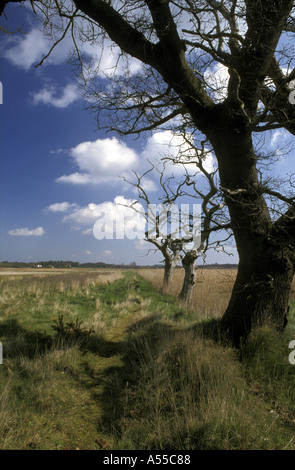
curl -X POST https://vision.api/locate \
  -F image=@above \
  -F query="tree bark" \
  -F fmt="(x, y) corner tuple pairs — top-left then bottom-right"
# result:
(207, 116), (295, 345)
(220, 250), (294, 346)
(162, 258), (174, 293)
(162, 247), (182, 293)
(179, 252), (197, 307)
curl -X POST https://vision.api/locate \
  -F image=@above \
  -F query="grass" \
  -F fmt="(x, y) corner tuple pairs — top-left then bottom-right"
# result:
(0, 268), (295, 450)
(138, 267), (237, 318)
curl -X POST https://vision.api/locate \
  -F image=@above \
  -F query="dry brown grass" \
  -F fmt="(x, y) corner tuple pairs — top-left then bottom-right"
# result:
(139, 268), (295, 318)
(138, 268), (236, 318)
(0, 269), (123, 295)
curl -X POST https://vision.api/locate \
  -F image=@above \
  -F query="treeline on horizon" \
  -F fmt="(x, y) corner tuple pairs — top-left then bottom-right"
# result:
(0, 260), (238, 270)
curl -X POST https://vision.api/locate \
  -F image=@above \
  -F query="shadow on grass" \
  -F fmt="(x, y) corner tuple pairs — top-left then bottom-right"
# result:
(0, 317), (125, 360)
(0, 319), (53, 358)
(70, 312), (224, 446)
(0, 307), (224, 448)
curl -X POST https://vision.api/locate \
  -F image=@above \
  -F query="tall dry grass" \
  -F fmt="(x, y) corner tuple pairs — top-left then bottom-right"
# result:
(138, 268), (237, 318)
(139, 268), (295, 318)
(116, 325), (291, 450)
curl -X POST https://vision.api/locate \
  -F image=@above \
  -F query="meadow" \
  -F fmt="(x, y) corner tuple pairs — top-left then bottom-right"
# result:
(0, 267), (295, 450)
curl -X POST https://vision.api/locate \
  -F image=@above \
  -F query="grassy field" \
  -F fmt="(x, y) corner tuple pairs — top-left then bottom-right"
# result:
(0, 268), (295, 450)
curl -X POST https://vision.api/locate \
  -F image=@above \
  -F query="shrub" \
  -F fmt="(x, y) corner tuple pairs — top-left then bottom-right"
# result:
(51, 314), (94, 351)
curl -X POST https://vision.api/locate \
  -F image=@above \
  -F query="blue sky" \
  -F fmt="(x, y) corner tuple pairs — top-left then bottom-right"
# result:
(1, 3), (293, 266)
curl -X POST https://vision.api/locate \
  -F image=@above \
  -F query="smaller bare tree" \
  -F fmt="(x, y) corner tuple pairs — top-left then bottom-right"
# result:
(121, 162), (192, 292)
(162, 141), (231, 307)
(122, 150), (231, 304)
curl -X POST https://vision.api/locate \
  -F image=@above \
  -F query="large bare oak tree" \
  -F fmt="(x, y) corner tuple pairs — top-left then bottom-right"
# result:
(1, 0), (295, 345)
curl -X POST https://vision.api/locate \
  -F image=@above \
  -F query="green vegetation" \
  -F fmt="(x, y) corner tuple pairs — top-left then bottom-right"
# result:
(0, 270), (295, 450)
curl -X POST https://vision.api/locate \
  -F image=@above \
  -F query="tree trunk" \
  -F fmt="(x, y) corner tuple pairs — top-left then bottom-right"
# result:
(207, 118), (295, 346)
(161, 243), (182, 293)
(220, 245), (294, 346)
(162, 258), (174, 293)
(179, 252), (197, 307)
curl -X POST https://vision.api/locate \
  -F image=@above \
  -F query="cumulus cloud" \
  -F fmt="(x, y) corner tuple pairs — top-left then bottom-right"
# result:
(3, 25), (141, 78)
(46, 202), (78, 213)
(8, 226), (45, 237)
(56, 137), (138, 185)
(142, 131), (194, 168)
(142, 131), (216, 175)
(58, 196), (145, 240)
(56, 173), (95, 185)
(31, 83), (80, 108)
(81, 38), (142, 79)
(3, 28), (70, 70)
(56, 132), (215, 189)
(92, 196), (146, 240)
(62, 202), (102, 227)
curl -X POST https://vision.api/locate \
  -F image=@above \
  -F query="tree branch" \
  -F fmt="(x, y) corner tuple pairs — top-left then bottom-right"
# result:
(73, 0), (161, 69)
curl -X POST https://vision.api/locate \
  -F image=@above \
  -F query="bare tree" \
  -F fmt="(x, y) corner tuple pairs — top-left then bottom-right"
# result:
(122, 163), (195, 293)
(2, 0), (295, 345)
(122, 155), (230, 303)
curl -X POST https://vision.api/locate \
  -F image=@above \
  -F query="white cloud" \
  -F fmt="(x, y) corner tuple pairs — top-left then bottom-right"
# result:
(56, 173), (95, 185)
(56, 131), (216, 189)
(72, 138), (137, 174)
(141, 131), (215, 174)
(60, 196), (146, 240)
(46, 202), (78, 213)
(62, 202), (102, 226)
(141, 131), (191, 164)
(8, 226), (45, 237)
(204, 62), (229, 101)
(269, 129), (290, 150)
(3, 28), (70, 70)
(56, 137), (138, 185)
(3, 25), (141, 77)
(139, 178), (158, 193)
(81, 38), (142, 79)
(270, 130), (283, 148)
(92, 196), (146, 240)
(31, 83), (80, 108)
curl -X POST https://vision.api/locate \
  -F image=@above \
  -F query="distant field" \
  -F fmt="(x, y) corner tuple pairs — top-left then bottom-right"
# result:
(0, 267), (120, 276)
